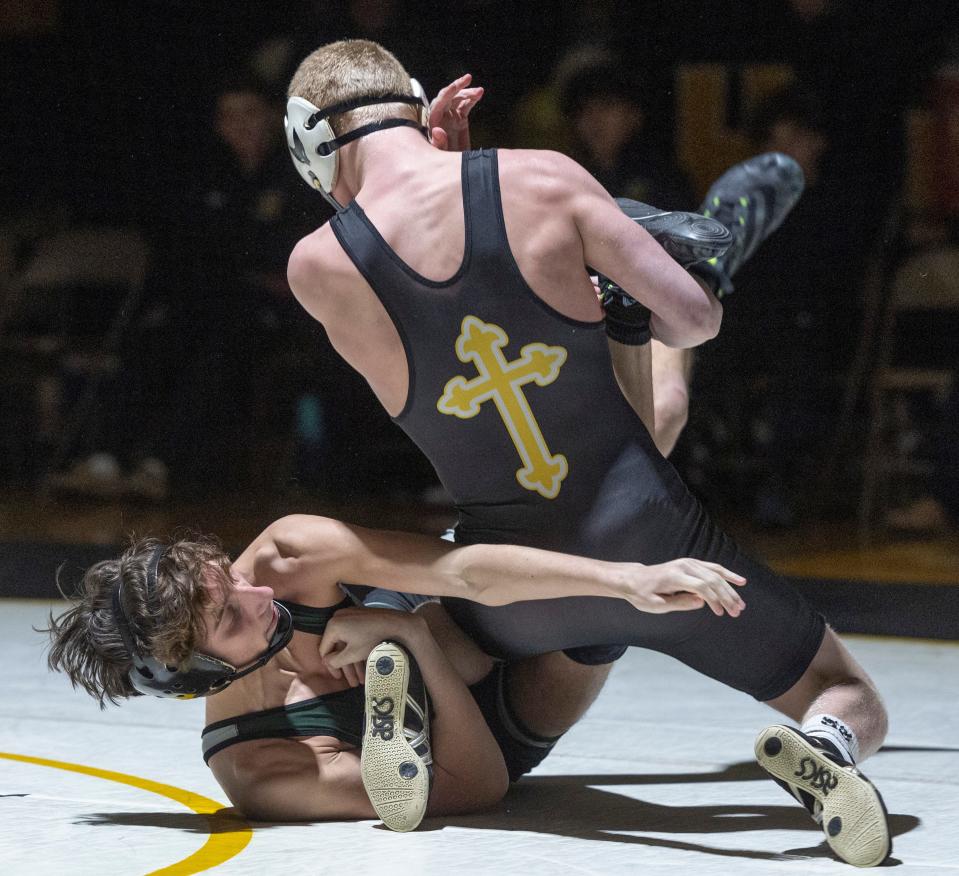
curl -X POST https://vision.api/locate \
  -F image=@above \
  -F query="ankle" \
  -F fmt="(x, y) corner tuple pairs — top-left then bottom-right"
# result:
(801, 713), (859, 764)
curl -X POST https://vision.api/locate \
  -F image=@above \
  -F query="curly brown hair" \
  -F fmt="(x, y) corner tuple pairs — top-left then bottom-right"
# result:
(42, 533), (233, 708)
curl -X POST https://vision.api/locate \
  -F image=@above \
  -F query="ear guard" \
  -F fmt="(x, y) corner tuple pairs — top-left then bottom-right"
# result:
(285, 77), (429, 207)
(112, 546), (294, 700)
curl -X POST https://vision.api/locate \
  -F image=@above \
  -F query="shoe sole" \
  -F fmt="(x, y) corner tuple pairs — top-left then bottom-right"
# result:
(618, 203), (733, 267)
(755, 725), (891, 867)
(361, 642), (430, 832)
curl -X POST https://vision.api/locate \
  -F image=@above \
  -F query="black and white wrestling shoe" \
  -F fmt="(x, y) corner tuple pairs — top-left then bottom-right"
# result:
(694, 151), (805, 297)
(361, 641), (433, 832)
(756, 725), (891, 867)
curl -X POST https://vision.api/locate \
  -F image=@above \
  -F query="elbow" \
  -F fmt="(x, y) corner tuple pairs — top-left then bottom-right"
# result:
(460, 575), (497, 606)
(687, 289), (723, 346)
(451, 548), (499, 606)
(479, 765), (510, 808)
(704, 294), (723, 339)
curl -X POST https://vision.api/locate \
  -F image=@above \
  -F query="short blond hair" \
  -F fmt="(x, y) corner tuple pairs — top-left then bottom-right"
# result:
(288, 39), (417, 135)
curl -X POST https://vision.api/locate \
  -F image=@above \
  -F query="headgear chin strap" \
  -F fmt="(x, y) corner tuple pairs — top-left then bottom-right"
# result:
(111, 545), (294, 700)
(285, 77), (429, 209)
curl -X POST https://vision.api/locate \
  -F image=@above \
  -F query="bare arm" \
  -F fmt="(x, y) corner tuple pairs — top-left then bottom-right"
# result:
(264, 515), (747, 617)
(564, 157), (721, 347)
(214, 611), (507, 822)
(210, 738), (374, 822)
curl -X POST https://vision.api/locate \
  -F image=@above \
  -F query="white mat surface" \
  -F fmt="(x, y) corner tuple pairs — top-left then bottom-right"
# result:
(2, 599), (957, 875)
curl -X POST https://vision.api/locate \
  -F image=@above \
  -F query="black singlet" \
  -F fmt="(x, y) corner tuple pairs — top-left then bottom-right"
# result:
(330, 150), (825, 701)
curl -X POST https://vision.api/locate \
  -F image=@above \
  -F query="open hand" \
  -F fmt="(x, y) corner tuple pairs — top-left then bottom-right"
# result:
(429, 73), (484, 151)
(623, 558), (746, 616)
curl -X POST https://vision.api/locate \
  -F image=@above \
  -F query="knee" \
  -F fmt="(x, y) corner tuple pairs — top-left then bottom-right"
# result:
(814, 670), (889, 739)
(654, 378), (689, 456)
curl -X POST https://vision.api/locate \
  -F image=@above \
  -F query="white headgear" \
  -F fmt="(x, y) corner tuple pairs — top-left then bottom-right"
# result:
(284, 78), (429, 209)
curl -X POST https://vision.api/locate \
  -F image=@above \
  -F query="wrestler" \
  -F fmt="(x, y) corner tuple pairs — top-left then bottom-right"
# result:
(282, 40), (891, 866)
(44, 515), (744, 830)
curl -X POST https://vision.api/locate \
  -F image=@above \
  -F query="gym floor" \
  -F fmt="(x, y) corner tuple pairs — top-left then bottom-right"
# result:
(2, 493), (958, 874)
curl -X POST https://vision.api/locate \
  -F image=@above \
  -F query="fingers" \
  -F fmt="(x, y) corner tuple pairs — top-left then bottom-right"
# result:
(658, 592), (707, 612)
(682, 567), (744, 617)
(455, 87), (484, 116)
(699, 561), (748, 586)
(341, 661), (364, 687)
(429, 73), (472, 120)
(318, 631), (339, 658)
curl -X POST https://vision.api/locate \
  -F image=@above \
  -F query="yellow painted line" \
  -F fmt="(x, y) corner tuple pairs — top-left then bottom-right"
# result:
(0, 751), (251, 875)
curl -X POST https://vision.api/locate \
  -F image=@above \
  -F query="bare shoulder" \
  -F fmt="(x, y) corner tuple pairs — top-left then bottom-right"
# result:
(267, 514), (352, 563)
(286, 224), (355, 319)
(497, 148), (600, 202)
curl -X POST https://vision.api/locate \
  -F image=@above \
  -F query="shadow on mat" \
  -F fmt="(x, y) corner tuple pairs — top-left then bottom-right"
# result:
(420, 765), (919, 864)
(571, 747), (959, 787)
(76, 807), (249, 833)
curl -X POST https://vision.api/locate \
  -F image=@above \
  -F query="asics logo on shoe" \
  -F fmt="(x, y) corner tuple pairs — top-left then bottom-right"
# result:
(370, 696), (395, 741)
(794, 757), (839, 795)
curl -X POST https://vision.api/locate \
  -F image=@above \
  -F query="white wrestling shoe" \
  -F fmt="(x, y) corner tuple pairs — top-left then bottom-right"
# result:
(361, 641), (433, 832)
(756, 725), (891, 867)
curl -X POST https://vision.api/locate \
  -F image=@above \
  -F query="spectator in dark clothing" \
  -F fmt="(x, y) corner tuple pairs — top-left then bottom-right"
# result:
(560, 60), (694, 211)
(47, 76), (321, 500)
(164, 76), (321, 494)
(689, 86), (860, 525)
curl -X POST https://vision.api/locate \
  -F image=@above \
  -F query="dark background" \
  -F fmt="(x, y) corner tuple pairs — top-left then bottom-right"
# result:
(2, 0), (957, 567)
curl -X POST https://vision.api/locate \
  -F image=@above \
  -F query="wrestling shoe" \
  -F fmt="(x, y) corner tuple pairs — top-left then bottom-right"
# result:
(361, 641), (433, 832)
(756, 725), (891, 867)
(615, 198), (733, 268)
(693, 152), (805, 297)
(596, 200), (732, 345)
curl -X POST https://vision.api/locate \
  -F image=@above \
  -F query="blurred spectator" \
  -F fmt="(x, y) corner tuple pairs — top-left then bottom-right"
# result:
(162, 74), (321, 495)
(47, 76), (319, 500)
(686, 85), (861, 525)
(559, 59), (694, 210)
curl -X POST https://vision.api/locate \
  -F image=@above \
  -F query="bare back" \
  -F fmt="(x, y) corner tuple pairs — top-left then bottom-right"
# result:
(289, 147), (613, 416)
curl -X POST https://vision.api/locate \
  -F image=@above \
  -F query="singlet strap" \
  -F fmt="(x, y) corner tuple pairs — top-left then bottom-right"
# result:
(201, 687), (364, 763)
(276, 596), (352, 636)
(461, 149), (512, 269)
(329, 152), (473, 294)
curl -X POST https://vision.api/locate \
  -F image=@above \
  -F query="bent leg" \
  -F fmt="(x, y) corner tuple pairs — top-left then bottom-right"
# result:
(468, 652), (616, 782)
(416, 602), (616, 777)
(506, 652), (613, 738)
(757, 628), (891, 867)
(765, 627), (888, 760)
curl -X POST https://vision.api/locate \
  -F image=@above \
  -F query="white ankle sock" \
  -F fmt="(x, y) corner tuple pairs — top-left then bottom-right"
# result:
(802, 713), (859, 764)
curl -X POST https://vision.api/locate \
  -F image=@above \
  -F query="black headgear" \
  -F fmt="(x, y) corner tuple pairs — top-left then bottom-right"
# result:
(111, 545), (293, 700)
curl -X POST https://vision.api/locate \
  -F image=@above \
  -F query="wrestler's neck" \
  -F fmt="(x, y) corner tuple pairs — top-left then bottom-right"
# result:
(333, 126), (445, 204)
(204, 625), (352, 722)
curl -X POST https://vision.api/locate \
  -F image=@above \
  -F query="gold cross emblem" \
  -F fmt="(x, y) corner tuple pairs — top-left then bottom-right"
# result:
(437, 315), (568, 499)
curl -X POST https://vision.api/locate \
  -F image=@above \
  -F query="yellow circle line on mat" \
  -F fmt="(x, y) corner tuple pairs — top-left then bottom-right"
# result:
(0, 751), (251, 875)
